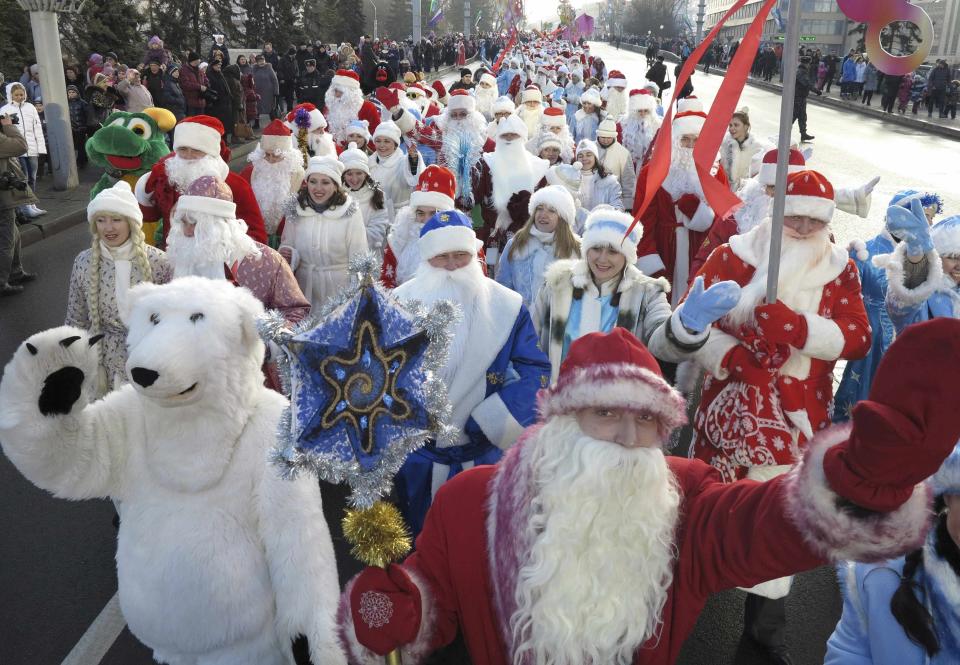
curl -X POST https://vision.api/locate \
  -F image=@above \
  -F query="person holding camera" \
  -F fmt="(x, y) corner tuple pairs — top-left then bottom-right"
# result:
(0, 111), (38, 295)
(1, 82), (46, 218)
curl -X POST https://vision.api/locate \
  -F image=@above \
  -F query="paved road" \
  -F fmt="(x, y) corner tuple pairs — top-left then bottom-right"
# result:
(1, 43), (957, 664)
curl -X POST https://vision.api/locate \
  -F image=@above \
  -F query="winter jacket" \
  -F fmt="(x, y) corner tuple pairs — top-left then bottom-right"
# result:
(928, 64), (951, 91)
(719, 133), (769, 193)
(855, 62), (867, 84)
(349, 184), (393, 260)
(142, 69), (165, 104)
(223, 65), (244, 122)
(84, 84), (120, 127)
(117, 80), (154, 113)
(179, 63), (207, 110)
(295, 69), (325, 108)
(574, 171), (623, 232)
(0, 124), (37, 212)
(841, 58), (858, 83)
(1, 87), (46, 156)
(252, 64), (278, 116)
(277, 55), (299, 86)
(496, 233), (579, 307)
(242, 74), (259, 121)
(160, 71), (186, 121)
(947, 81), (960, 106)
(863, 64), (879, 91)
(598, 141), (637, 211)
(68, 98), (90, 131)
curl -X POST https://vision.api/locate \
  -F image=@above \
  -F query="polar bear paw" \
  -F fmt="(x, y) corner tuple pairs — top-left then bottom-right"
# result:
(9, 326), (102, 417)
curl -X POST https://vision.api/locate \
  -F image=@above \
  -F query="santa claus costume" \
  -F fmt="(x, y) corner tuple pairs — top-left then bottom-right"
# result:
(486, 96), (516, 141)
(284, 102), (337, 164)
(390, 210), (550, 535)
(239, 119), (305, 248)
(340, 319), (960, 665)
(323, 70), (381, 148)
(516, 84), (545, 139)
(633, 109), (728, 305)
(475, 71), (499, 120)
(524, 106), (575, 163)
(368, 120), (424, 209)
(687, 170), (871, 482)
(135, 115), (268, 248)
(472, 115), (550, 254)
(622, 89), (662, 168)
(602, 69), (629, 120)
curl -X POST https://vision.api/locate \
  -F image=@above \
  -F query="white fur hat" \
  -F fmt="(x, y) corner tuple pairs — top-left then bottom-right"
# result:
(545, 162), (582, 194)
(521, 84), (543, 104)
(931, 216), (960, 257)
(339, 142), (370, 176)
(305, 155), (345, 182)
(447, 89), (476, 113)
(580, 87), (602, 108)
(537, 132), (563, 153)
(576, 138), (600, 159)
(676, 96), (704, 113)
(597, 118), (618, 139)
(175, 176), (237, 219)
(528, 185), (576, 227)
(629, 88), (657, 113)
(345, 119), (371, 142)
(581, 207), (641, 265)
(672, 110), (706, 138)
(332, 69), (361, 90)
(87, 180), (143, 226)
(372, 120), (402, 145)
(492, 95), (516, 114)
(497, 113), (529, 141)
(479, 72), (497, 87)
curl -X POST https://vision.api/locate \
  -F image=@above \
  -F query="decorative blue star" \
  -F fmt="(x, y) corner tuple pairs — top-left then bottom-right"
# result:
(293, 288), (431, 471)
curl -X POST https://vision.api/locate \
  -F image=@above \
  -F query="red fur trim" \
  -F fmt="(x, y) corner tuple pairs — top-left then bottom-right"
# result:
(338, 576), (382, 665)
(783, 424), (933, 563)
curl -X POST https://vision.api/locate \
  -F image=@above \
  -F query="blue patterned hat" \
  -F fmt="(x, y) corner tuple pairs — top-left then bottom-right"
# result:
(418, 209), (476, 260)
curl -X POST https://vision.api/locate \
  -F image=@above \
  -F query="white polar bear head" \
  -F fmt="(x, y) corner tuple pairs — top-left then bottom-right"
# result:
(121, 276), (265, 408)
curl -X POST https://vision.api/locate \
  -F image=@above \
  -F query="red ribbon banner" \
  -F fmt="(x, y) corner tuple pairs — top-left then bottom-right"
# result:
(493, 29), (518, 73)
(627, 0), (780, 238)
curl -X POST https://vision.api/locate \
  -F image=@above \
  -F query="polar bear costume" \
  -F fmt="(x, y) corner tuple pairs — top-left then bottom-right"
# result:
(0, 277), (346, 665)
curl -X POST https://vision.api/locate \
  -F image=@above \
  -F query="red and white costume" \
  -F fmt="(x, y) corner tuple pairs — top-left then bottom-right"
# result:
(323, 70), (381, 148)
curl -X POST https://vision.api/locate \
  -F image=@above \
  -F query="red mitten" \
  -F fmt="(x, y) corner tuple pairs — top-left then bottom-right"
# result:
(676, 193), (701, 219)
(507, 190), (532, 224)
(754, 300), (808, 348)
(350, 564), (422, 656)
(723, 344), (776, 384)
(375, 86), (401, 111)
(822, 318), (960, 511)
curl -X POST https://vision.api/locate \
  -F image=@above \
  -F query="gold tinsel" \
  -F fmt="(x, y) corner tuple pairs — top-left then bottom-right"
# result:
(297, 128), (309, 169)
(342, 501), (412, 568)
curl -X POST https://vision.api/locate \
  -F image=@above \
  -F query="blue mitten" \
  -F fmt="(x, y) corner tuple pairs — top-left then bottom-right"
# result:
(887, 198), (934, 255)
(679, 276), (742, 334)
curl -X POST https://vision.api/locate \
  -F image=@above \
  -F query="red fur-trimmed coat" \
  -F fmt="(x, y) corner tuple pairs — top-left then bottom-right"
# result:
(685, 227), (871, 482)
(339, 425), (929, 665)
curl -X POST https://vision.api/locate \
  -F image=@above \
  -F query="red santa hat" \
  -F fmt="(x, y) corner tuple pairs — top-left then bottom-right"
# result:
(758, 147), (807, 187)
(285, 102), (326, 132)
(259, 118), (293, 153)
(409, 164), (456, 211)
(784, 170), (835, 223)
(672, 110), (706, 137)
(407, 83), (427, 98)
(447, 89), (476, 113)
(431, 80), (448, 103)
(332, 69), (361, 90)
(175, 175), (237, 219)
(388, 81), (407, 93)
(173, 115), (224, 158)
(606, 69), (627, 88)
(629, 88), (657, 113)
(538, 327), (687, 432)
(540, 106), (566, 129)
(521, 84), (543, 104)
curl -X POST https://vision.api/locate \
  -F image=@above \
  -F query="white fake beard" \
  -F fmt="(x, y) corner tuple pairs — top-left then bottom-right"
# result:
(389, 207), (423, 285)
(622, 116), (658, 161)
(661, 143), (703, 199)
(324, 85), (363, 143)
(606, 87), (628, 117)
(725, 221), (833, 328)
(167, 212), (260, 279)
(309, 131), (336, 156)
(510, 415), (680, 665)
(475, 85), (498, 117)
(492, 138), (536, 215)
(409, 259), (485, 386)
(165, 154), (230, 192)
(517, 105), (543, 138)
(436, 113), (487, 181)
(250, 150), (302, 234)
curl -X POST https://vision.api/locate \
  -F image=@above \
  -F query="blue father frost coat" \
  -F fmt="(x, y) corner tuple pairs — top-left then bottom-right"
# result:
(833, 233), (896, 422)
(878, 243), (960, 335)
(392, 277), (550, 536)
(495, 234), (579, 307)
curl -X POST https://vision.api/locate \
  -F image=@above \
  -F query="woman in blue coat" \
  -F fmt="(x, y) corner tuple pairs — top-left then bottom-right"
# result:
(495, 185), (581, 307)
(825, 445), (960, 665)
(833, 190), (943, 421)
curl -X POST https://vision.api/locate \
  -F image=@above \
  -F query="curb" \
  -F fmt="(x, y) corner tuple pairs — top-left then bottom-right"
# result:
(21, 61), (475, 250)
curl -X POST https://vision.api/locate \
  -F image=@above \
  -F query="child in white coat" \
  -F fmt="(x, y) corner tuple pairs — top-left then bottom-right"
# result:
(340, 142), (393, 260)
(368, 120), (424, 209)
(1, 82), (46, 217)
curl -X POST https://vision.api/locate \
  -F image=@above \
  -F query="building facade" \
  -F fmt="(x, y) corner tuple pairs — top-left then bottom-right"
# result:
(703, 0), (852, 55)
(916, 0), (960, 62)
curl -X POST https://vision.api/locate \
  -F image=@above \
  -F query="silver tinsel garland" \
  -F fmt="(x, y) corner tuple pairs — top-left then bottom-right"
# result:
(258, 252), (460, 508)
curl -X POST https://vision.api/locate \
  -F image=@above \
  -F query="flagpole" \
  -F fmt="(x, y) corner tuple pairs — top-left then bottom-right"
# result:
(766, 0), (802, 304)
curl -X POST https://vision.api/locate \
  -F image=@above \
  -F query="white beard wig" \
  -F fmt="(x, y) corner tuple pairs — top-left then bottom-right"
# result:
(324, 84), (364, 143)
(435, 112), (488, 201)
(387, 206), (423, 286)
(510, 415), (680, 665)
(165, 154), (230, 192)
(491, 137), (537, 227)
(517, 105), (543, 139)
(408, 259), (485, 386)
(308, 131), (337, 157)
(605, 87), (628, 119)
(660, 136), (704, 200)
(167, 211), (260, 280)
(725, 219), (833, 328)
(475, 85), (498, 119)
(622, 114), (660, 163)
(249, 147), (304, 234)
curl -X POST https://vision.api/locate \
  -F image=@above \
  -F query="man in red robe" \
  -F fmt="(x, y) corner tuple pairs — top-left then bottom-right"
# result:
(135, 115), (267, 248)
(632, 108), (728, 306)
(338, 321), (960, 665)
(323, 70), (381, 149)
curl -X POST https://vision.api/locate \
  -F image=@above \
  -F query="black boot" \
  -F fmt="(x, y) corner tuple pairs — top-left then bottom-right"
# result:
(743, 593), (793, 665)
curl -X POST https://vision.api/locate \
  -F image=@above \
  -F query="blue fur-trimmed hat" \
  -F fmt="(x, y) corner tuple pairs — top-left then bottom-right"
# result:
(581, 207), (642, 265)
(931, 442), (960, 496)
(418, 209), (476, 260)
(931, 215), (960, 258)
(889, 189), (944, 216)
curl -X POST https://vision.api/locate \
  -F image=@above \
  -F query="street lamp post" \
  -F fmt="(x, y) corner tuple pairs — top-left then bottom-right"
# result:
(15, 0), (81, 190)
(370, 0), (378, 40)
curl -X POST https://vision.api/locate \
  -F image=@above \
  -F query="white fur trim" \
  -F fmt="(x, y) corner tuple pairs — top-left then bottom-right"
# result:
(878, 245), (945, 310)
(606, 77), (627, 87)
(418, 225), (477, 260)
(541, 113), (565, 128)
(471, 393), (526, 450)
(629, 94), (657, 113)
(175, 194), (237, 219)
(672, 114), (704, 137)
(758, 162), (803, 187)
(849, 239), (869, 262)
(88, 181), (143, 225)
(447, 94), (476, 113)
(801, 313), (845, 361)
(260, 133), (294, 152)
(636, 253), (666, 276)
(408, 190), (455, 212)
(174, 122), (221, 157)
(783, 424), (933, 562)
(696, 327), (739, 380)
(521, 88), (543, 103)
(134, 171), (154, 207)
(332, 73), (361, 90)
(528, 185), (576, 227)
(783, 193), (835, 223)
(740, 576), (793, 599)
(668, 308), (709, 346)
(933, 222), (960, 257)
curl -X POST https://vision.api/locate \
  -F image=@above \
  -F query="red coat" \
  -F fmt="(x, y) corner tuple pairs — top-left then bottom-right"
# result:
(137, 154), (268, 247)
(632, 162), (728, 303)
(326, 99), (382, 148)
(685, 230), (871, 482)
(690, 213), (737, 277)
(471, 155), (549, 249)
(341, 422), (930, 665)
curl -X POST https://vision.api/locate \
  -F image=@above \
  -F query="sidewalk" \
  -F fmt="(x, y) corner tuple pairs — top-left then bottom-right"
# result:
(20, 59), (475, 249)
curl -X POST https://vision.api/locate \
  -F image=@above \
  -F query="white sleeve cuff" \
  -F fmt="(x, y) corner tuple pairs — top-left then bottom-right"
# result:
(670, 307), (710, 346)
(696, 327), (739, 379)
(471, 393), (526, 450)
(801, 313), (845, 360)
(394, 109), (417, 134)
(686, 202), (715, 232)
(134, 172), (154, 206)
(637, 253), (666, 276)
